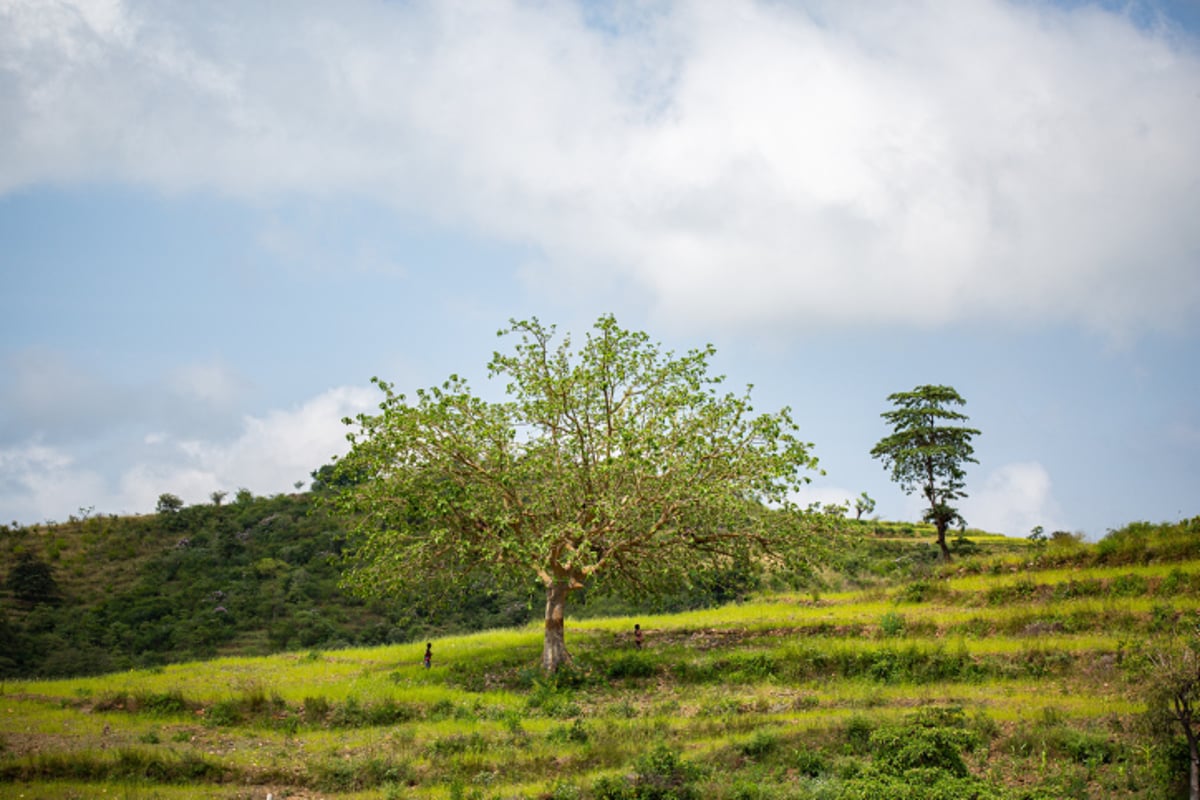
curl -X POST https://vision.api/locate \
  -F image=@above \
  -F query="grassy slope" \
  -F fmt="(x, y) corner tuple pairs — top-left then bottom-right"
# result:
(3, 520), (1198, 799)
(0, 495), (547, 678)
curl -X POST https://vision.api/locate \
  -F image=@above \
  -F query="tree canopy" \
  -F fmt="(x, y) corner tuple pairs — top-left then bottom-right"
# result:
(328, 315), (820, 670)
(870, 384), (979, 560)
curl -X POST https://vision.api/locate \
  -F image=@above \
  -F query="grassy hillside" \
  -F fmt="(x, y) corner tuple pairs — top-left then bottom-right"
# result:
(0, 492), (989, 680)
(0, 493), (545, 678)
(2, 517), (1198, 799)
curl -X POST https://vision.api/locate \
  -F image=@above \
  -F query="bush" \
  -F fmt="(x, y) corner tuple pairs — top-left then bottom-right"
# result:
(895, 579), (946, 603)
(868, 725), (973, 777)
(138, 690), (189, 716)
(879, 612), (906, 637)
(6, 553), (61, 605)
(844, 715), (875, 755)
(836, 769), (1007, 800)
(792, 748), (827, 777)
(547, 719), (591, 745)
(595, 744), (704, 800)
(606, 652), (658, 680)
(739, 730), (779, 758)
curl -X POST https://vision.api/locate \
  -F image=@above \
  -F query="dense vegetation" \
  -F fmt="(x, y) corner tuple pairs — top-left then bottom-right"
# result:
(1, 493), (880, 679)
(3, 510), (1200, 797)
(0, 492), (547, 678)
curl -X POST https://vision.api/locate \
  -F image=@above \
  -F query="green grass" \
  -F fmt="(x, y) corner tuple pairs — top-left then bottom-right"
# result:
(4, 521), (1198, 798)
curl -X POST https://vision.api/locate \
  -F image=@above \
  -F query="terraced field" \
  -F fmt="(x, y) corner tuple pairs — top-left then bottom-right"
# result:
(2, 520), (1197, 798)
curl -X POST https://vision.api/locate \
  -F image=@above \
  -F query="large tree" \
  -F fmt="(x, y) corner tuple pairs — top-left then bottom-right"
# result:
(870, 385), (979, 561)
(328, 315), (819, 671)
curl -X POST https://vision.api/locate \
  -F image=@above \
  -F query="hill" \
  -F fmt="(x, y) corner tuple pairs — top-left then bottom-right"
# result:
(2, 516), (1198, 798)
(0, 492), (542, 678)
(0, 492), (985, 680)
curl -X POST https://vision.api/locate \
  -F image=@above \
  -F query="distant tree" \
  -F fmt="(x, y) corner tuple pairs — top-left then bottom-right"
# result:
(310, 462), (369, 494)
(328, 315), (820, 672)
(822, 502), (849, 518)
(870, 385), (979, 561)
(210, 491), (228, 507)
(7, 553), (61, 605)
(234, 488), (254, 505)
(156, 493), (184, 515)
(853, 492), (876, 521)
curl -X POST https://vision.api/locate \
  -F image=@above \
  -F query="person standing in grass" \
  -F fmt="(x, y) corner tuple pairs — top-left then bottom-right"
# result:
(424, 642), (432, 669)
(634, 624), (643, 650)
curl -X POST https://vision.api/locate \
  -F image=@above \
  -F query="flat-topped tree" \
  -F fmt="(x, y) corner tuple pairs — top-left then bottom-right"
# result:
(871, 384), (980, 561)
(328, 315), (819, 671)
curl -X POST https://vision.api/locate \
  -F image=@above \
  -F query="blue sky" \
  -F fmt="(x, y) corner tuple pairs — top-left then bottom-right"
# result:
(2, 0), (1198, 539)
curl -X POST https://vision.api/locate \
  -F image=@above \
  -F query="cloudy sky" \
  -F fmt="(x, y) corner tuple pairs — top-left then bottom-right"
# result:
(2, 0), (1198, 539)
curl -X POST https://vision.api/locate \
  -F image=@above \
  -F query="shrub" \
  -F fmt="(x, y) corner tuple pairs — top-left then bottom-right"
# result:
(837, 769), (1007, 800)
(896, 579), (942, 603)
(1061, 728), (1118, 766)
(1150, 603), (1179, 633)
(739, 729), (779, 758)
(844, 715), (875, 755)
(547, 780), (584, 800)
(631, 744), (704, 800)
(310, 755), (412, 791)
(868, 724), (972, 777)
(426, 731), (489, 757)
(1110, 573), (1149, 597)
(792, 748), (827, 777)
(303, 695), (330, 723)
(606, 652), (658, 680)
(138, 689), (189, 716)
(879, 611), (906, 638)
(547, 719), (591, 745)
(594, 743), (704, 800)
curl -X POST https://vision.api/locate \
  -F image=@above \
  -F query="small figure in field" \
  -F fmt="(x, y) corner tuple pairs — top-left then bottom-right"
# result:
(423, 642), (432, 669)
(634, 623), (644, 650)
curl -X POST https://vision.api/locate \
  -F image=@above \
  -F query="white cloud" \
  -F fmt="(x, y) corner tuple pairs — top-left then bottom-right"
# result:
(167, 360), (242, 409)
(0, 441), (108, 524)
(0, 349), (246, 443)
(1, 1), (1197, 337)
(168, 385), (377, 499)
(962, 461), (1066, 537)
(0, 385), (377, 523)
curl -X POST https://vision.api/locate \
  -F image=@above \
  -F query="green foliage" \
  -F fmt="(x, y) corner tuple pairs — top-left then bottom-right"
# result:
(844, 715), (876, 755)
(4, 518), (1197, 799)
(0, 492), (544, 678)
(835, 708), (1000, 800)
(853, 491), (876, 521)
(0, 747), (221, 784)
(5, 553), (60, 605)
(739, 729), (779, 758)
(1096, 517), (1200, 565)
(604, 652), (658, 680)
(594, 743), (704, 800)
(878, 611), (906, 637)
(868, 721), (974, 776)
(329, 315), (821, 671)
(155, 493), (184, 515)
(895, 578), (946, 603)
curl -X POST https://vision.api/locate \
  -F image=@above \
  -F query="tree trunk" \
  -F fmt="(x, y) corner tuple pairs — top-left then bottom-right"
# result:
(935, 521), (952, 562)
(1188, 727), (1200, 800)
(541, 580), (572, 672)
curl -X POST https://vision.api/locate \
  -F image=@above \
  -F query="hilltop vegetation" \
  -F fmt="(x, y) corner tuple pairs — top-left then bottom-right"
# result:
(2, 515), (1199, 798)
(2, 492), (926, 679)
(0, 492), (545, 679)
